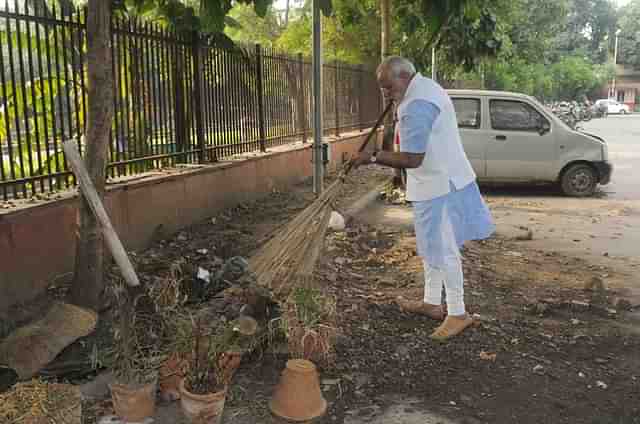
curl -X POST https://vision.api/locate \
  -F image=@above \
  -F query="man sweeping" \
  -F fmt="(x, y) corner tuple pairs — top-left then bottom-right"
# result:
(351, 56), (495, 340)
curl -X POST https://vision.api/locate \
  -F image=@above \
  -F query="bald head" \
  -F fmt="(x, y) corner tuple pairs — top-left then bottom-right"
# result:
(377, 56), (416, 102)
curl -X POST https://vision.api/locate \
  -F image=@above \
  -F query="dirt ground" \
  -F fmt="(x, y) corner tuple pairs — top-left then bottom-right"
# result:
(3, 166), (639, 424)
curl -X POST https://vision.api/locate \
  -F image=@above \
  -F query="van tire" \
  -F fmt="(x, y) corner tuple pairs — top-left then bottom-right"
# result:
(560, 164), (597, 197)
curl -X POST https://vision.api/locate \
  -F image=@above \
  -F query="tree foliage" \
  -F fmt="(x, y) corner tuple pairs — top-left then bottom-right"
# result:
(617, 0), (640, 69)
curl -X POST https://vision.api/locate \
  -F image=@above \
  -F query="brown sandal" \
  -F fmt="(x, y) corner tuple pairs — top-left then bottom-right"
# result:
(430, 315), (474, 341)
(397, 297), (445, 320)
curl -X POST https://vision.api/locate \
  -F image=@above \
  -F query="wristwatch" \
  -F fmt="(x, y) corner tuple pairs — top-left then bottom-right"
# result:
(370, 151), (378, 164)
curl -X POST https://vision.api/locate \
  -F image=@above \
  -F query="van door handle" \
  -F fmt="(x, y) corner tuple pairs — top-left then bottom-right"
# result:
(495, 135), (507, 141)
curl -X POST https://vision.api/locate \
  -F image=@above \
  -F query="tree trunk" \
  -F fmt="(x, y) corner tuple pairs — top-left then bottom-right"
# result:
(380, 0), (399, 184)
(70, 0), (114, 311)
(380, 0), (391, 59)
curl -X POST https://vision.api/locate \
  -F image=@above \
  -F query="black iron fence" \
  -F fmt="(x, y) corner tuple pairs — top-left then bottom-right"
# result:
(0, 3), (382, 200)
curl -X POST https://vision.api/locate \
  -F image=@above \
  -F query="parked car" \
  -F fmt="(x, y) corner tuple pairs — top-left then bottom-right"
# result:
(448, 90), (612, 197)
(594, 99), (630, 114)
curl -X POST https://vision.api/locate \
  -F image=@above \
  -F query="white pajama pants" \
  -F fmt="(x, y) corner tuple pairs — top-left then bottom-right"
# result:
(422, 255), (465, 316)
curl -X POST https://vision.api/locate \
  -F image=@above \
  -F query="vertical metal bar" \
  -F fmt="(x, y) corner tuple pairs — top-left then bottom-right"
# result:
(159, 25), (170, 159)
(230, 49), (241, 152)
(0, 5), (18, 199)
(42, 2), (60, 186)
(149, 23), (161, 165)
(213, 49), (223, 160)
(14, 0), (35, 192)
(185, 38), (195, 162)
(214, 47), (223, 158)
(297, 53), (306, 143)
(80, 7), (88, 140)
(255, 44), (266, 153)
(69, 8), (82, 153)
(141, 22), (153, 163)
(191, 33), (205, 163)
(224, 48), (233, 158)
(130, 19), (142, 171)
(24, 1), (44, 192)
(0, 11), (15, 198)
(207, 48), (219, 162)
(312, 0), (323, 194)
(201, 44), (211, 160)
(334, 61), (340, 136)
(59, 3), (75, 153)
(226, 48), (235, 157)
(166, 28), (178, 163)
(116, 17), (128, 174)
(110, 15), (121, 177)
(238, 52), (249, 152)
(123, 19), (135, 172)
(51, 3), (70, 187)
(33, 0), (52, 191)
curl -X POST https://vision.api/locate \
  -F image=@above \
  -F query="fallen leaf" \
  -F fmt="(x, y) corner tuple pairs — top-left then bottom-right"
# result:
(479, 351), (497, 361)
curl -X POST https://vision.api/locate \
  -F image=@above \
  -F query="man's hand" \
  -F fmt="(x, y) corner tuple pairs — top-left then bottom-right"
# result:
(349, 151), (373, 170)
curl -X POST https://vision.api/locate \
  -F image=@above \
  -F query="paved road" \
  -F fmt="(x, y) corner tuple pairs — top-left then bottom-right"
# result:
(581, 115), (640, 200)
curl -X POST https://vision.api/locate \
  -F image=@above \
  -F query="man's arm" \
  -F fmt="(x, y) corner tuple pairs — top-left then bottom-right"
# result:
(355, 150), (424, 169)
(352, 100), (440, 170)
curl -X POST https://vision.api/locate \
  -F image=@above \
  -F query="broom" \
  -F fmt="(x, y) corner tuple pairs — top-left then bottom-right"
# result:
(249, 101), (394, 299)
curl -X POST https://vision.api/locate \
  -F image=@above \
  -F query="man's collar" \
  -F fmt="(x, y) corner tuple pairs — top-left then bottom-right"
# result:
(399, 72), (422, 106)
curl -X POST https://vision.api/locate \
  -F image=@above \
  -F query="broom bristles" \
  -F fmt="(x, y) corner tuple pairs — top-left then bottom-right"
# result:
(249, 179), (343, 299)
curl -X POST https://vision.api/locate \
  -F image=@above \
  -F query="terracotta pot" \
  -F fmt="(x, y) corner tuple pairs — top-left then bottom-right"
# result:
(159, 353), (187, 402)
(269, 359), (327, 421)
(179, 379), (227, 424)
(109, 380), (157, 423)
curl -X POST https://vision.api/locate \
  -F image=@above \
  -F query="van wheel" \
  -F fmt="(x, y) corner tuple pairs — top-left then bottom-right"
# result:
(560, 164), (597, 197)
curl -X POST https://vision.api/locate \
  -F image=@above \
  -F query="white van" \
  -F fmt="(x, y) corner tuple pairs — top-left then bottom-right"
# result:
(448, 90), (612, 196)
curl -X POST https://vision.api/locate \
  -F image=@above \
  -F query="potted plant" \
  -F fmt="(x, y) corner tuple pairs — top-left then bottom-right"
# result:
(278, 286), (337, 367)
(106, 285), (163, 423)
(177, 316), (244, 424)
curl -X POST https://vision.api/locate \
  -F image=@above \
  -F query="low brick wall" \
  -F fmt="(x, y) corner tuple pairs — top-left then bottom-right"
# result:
(0, 130), (380, 313)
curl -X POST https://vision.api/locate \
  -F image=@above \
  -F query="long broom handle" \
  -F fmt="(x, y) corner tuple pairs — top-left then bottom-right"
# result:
(343, 100), (394, 176)
(357, 100), (394, 153)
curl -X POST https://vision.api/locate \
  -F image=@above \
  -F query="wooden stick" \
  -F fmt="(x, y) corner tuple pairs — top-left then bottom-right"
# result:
(63, 139), (140, 287)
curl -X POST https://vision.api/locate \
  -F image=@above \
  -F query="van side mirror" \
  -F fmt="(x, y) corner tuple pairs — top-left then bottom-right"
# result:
(538, 120), (550, 136)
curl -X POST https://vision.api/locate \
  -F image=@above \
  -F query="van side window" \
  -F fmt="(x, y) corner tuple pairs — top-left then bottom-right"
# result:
(452, 98), (481, 129)
(490, 99), (548, 132)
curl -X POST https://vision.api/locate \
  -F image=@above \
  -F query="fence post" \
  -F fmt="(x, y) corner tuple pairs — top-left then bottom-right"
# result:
(334, 61), (340, 136)
(192, 32), (206, 162)
(358, 64), (364, 131)
(173, 40), (187, 161)
(256, 44), (267, 153)
(298, 53), (307, 143)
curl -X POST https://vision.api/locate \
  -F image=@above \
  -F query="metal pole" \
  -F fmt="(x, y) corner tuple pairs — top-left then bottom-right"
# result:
(431, 47), (436, 81)
(312, 0), (323, 194)
(612, 30), (620, 99)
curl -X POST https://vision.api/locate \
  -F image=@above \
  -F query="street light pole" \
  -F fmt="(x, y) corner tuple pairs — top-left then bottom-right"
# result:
(312, 0), (323, 194)
(612, 29), (621, 99)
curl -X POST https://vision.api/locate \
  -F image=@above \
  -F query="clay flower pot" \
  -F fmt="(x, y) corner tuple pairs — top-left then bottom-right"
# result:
(179, 379), (227, 424)
(269, 359), (327, 421)
(159, 353), (187, 402)
(109, 380), (157, 423)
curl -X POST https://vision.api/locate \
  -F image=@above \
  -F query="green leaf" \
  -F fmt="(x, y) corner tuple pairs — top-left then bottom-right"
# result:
(253, 0), (271, 17)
